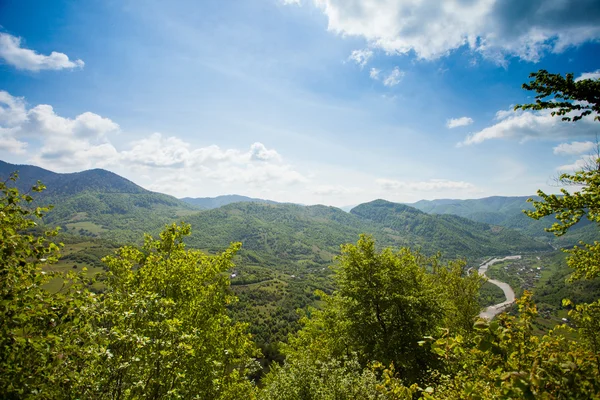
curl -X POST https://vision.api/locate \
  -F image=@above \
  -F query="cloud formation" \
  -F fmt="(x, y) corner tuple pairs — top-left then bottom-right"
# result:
(576, 70), (600, 82)
(557, 154), (598, 172)
(553, 141), (597, 155)
(311, 184), (361, 196)
(300, 0), (600, 63)
(369, 66), (404, 86)
(0, 33), (84, 71)
(383, 67), (404, 86)
(0, 90), (306, 190)
(369, 67), (380, 79)
(376, 178), (476, 191)
(447, 117), (473, 129)
(458, 108), (598, 146)
(348, 49), (373, 68)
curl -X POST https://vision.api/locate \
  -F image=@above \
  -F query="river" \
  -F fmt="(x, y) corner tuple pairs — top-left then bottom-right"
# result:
(478, 255), (521, 320)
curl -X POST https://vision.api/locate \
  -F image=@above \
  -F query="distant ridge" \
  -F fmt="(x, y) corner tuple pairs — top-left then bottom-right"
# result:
(180, 195), (279, 210)
(406, 196), (598, 246)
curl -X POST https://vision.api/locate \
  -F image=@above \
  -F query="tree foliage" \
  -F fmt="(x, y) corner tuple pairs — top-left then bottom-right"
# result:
(0, 175), (258, 399)
(424, 293), (600, 399)
(515, 69), (600, 122)
(90, 223), (259, 399)
(0, 173), (98, 398)
(268, 235), (483, 389)
(417, 69), (600, 399)
(519, 70), (600, 281)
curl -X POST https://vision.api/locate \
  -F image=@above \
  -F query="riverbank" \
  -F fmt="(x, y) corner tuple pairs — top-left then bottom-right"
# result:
(478, 256), (520, 319)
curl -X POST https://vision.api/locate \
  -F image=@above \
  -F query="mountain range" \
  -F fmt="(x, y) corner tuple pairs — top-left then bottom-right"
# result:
(1, 160), (552, 263)
(407, 197), (598, 247)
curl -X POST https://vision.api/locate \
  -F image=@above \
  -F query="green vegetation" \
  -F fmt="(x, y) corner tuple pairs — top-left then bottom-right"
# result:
(0, 175), (256, 399)
(182, 199), (547, 350)
(478, 281), (506, 307)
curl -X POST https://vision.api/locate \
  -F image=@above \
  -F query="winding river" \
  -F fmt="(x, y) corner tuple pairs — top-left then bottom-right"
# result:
(478, 255), (521, 320)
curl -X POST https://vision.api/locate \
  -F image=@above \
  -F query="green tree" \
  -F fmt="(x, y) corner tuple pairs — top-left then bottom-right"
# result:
(515, 69), (600, 122)
(515, 70), (600, 279)
(425, 293), (600, 399)
(90, 222), (259, 399)
(0, 174), (100, 399)
(0, 174), (260, 399)
(259, 350), (417, 400)
(275, 235), (482, 387)
(420, 70), (600, 399)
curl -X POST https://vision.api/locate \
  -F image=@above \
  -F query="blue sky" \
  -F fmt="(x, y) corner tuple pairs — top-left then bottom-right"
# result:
(0, 0), (599, 206)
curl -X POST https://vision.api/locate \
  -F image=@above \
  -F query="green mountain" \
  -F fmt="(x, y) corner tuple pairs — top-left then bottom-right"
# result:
(181, 194), (279, 209)
(350, 200), (549, 258)
(0, 160), (196, 242)
(182, 199), (550, 272)
(407, 196), (598, 246)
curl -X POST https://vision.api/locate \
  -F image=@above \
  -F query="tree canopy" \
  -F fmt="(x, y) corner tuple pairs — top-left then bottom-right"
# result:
(515, 69), (600, 122)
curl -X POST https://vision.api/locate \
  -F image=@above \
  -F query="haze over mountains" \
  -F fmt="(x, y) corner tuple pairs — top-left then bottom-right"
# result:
(1, 160), (553, 263)
(181, 195), (279, 210)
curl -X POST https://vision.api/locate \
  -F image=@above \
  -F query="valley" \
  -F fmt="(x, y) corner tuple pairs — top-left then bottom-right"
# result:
(2, 160), (593, 346)
(2, 159), (600, 397)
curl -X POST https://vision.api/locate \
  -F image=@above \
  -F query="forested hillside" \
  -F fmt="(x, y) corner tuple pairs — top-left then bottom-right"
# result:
(0, 161), (197, 242)
(409, 195), (599, 245)
(184, 199), (549, 269)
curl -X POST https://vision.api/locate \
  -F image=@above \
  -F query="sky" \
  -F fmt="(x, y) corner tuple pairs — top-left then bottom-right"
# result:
(0, 0), (599, 207)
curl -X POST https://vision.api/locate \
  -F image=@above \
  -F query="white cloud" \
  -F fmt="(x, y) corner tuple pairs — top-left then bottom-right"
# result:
(311, 184), (361, 195)
(447, 116), (474, 129)
(22, 104), (119, 139)
(0, 33), (84, 71)
(553, 141), (597, 155)
(0, 130), (27, 154)
(369, 67), (380, 79)
(282, 0), (301, 4)
(0, 90), (307, 191)
(348, 48), (373, 68)
(458, 108), (598, 146)
(249, 142), (283, 162)
(298, 0), (600, 63)
(557, 154), (598, 172)
(376, 178), (476, 191)
(368, 67), (404, 85)
(383, 67), (404, 86)
(0, 91), (27, 125)
(576, 70), (600, 82)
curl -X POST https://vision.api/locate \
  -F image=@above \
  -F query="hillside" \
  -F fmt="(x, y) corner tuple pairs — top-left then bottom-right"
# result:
(0, 160), (196, 242)
(350, 200), (549, 258)
(181, 194), (278, 209)
(183, 199), (550, 272)
(408, 196), (599, 246)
